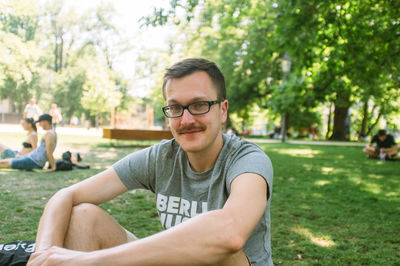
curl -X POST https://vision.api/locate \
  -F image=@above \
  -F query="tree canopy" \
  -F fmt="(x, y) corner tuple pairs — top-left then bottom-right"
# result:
(0, 0), (132, 125)
(144, 0), (400, 139)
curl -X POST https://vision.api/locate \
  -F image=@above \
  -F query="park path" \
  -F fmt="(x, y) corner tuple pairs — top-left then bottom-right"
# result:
(0, 123), (366, 146)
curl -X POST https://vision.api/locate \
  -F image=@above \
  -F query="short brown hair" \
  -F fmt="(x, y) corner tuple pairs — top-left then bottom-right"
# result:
(162, 58), (226, 100)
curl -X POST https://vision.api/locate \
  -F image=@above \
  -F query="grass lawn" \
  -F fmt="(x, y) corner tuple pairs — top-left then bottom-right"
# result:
(0, 131), (399, 265)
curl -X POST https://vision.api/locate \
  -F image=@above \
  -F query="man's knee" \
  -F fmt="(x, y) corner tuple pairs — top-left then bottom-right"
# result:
(67, 203), (128, 250)
(70, 203), (101, 224)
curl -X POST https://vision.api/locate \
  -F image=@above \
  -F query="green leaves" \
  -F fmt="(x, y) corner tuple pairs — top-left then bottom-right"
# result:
(0, 0), (132, 125)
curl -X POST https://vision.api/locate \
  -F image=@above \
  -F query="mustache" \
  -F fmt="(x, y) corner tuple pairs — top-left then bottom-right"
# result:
(176, 126), (206, 134)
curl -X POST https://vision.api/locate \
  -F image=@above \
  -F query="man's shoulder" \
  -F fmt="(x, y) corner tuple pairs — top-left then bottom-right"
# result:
(224, 133), (263, 149)
(148, 138), (180, 158)
(222, 134), (267, 159)
(387, 134), (396, 143)
(44, 130), (56, 141)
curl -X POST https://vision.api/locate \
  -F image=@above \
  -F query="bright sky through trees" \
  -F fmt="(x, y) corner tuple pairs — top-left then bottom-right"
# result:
(63, 0), (175, 84)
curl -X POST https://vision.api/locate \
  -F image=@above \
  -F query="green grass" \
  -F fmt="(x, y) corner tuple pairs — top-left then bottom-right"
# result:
(0, 132), (399, 265)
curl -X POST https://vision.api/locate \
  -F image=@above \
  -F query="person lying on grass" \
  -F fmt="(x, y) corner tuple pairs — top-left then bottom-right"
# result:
(0, 118), (38, 159)
(0, 114), (57, 172)
(28, 58), (273, 266)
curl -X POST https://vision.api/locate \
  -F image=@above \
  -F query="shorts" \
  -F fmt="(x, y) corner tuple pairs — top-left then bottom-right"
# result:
(11, 157), (42, 170)
(125, 228), (138, 242)
(0, 149), (18, 159)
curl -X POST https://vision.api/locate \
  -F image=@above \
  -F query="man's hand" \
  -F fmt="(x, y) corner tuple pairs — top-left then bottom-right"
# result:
(28, 247), (89, 266)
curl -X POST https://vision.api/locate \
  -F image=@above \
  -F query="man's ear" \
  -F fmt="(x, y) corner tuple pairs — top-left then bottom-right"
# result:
(220, 100), (228, 123)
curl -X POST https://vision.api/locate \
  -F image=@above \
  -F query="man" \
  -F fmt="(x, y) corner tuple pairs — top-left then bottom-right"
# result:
(24, 98), (42, 120)
(28, 58), (273, 266)
(363, 129), (398, 160)
(0, 113), (57, 171)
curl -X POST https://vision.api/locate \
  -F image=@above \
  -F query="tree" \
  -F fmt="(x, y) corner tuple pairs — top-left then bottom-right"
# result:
(144, 0), (400, 140)
(0, 0), (42, 112)
(80, 56), (122, 127)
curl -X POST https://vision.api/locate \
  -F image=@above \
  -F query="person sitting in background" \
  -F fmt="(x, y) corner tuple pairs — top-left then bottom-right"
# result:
(0, 114), (57, 171)
(0, 118), (38, 159)
(363, 129), (398, 160)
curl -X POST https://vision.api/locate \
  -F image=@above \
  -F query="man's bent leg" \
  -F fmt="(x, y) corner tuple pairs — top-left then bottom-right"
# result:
(216, 250), (250, 266)
(363, 147), (377, 157)
(64, 203), (128, 251)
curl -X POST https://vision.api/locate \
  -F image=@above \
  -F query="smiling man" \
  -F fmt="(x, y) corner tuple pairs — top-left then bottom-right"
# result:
(28, 58), (273, 266)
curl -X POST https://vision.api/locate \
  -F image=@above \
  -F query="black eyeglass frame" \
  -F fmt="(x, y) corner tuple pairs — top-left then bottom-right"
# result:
(162, 100), (222, 118)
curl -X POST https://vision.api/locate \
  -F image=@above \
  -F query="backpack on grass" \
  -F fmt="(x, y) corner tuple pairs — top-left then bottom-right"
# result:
(0, 241), (35, 266)
(49, 151), (90, 171)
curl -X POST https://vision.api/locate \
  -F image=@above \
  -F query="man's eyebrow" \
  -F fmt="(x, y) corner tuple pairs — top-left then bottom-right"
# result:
(167, 97), (209, 105)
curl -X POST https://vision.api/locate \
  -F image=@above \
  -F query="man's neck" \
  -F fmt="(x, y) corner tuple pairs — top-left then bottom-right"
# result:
(186, 133), (224, 173)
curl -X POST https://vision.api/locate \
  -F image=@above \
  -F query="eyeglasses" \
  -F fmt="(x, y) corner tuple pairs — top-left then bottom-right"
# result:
(162, 100), (222, 118)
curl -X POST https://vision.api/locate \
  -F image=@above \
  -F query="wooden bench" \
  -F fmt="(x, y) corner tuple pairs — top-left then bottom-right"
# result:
(102, 128), (173, 140)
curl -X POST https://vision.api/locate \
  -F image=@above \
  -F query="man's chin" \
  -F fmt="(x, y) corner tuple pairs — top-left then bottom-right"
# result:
(179, 143), (203, 153)
(176, 136), (203, 152)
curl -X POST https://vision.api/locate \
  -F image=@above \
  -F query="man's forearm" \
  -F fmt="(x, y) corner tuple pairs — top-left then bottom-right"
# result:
(35, 189), (74, 251)
(86, 209), (243, 266)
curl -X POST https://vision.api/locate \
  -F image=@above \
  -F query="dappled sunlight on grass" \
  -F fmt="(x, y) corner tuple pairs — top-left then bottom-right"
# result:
(367, 174), (384, 179)
(1, 133), (399, 264)
(291, 226), (336, 247)
(303, 164), (313, 171)
(311, 192), (324, 198)
(315, 180), (331, 186)
(362, 182), (382, 195)
(321, 167), (333, 174)
(95, 149), (120, 160)
(385, 191), (398, 197)
(272, 148), (321, 158)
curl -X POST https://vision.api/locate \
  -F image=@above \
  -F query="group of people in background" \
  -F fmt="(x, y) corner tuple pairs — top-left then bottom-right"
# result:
(23, 98), (62, 128)
(0, 98), (60, 171)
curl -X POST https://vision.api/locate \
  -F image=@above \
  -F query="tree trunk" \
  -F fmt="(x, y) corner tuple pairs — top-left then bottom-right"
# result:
(325, 102), (332, 139)
(330, 94), (350, 141)
(285, 113), (290, 137)
(59, 34), (64, 72)
(358, 99), (369, 139)
(366, 108), (383, 136)
(54, 40), (58, 72)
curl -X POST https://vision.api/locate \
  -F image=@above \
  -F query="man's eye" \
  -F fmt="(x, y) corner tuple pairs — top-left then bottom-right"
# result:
(170, 105), (181, 111)
(192, 102), (207, 109)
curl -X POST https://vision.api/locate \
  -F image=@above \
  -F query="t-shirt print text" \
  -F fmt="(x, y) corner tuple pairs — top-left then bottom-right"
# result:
(157, 193), (208, 229)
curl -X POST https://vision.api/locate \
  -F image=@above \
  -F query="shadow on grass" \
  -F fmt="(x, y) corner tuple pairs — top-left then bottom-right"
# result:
(260, 143), (400, 265)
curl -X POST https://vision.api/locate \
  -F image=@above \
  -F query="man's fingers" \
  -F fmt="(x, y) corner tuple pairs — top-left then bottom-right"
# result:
(27, 250), (49, 266)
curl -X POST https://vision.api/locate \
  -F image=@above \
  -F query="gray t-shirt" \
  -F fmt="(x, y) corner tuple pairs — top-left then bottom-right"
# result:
(113, 133), (273, 265)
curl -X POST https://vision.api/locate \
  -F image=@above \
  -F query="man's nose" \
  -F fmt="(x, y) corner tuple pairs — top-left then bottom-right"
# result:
(180, 109), (196, 124)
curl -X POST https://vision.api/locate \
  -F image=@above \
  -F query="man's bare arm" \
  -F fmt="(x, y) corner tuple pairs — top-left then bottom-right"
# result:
(44, 133), (56, 172)
(34, 168), (128, 251)
(78, 172), (268, 266)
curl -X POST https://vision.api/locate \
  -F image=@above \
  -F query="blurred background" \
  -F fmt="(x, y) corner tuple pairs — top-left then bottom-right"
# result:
(0, 0), (399, 141)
